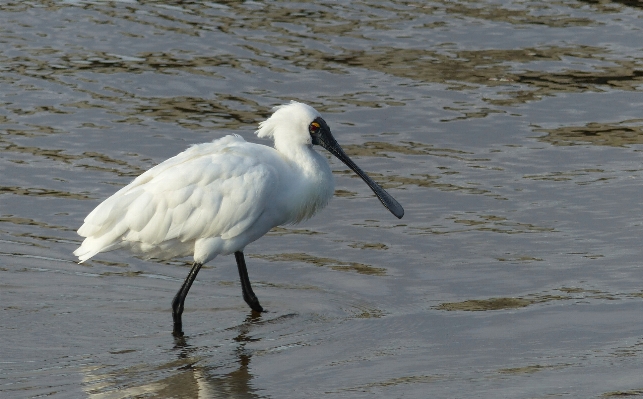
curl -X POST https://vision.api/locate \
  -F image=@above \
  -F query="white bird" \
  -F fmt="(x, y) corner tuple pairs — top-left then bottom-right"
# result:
(74, 101), (404, 336)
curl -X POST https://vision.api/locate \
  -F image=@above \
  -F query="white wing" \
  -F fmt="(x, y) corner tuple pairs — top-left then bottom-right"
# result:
(74, 135), (280, 262)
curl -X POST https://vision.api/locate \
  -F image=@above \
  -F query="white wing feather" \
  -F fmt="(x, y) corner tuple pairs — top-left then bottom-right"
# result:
(74, 135), (279, 262)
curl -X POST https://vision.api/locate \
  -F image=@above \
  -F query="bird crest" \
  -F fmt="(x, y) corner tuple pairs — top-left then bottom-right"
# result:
(255, 101), (321, 141)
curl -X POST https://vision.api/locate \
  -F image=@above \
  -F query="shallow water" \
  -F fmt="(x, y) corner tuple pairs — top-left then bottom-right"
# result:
(2, 1), (643, 398)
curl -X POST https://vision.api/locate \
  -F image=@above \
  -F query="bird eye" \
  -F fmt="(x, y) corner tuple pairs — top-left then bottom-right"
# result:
(309, 121), (321, 135)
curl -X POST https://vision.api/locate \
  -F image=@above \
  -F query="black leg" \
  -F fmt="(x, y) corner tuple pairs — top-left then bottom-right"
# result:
(171, 261), (203, 336)
(234, 251), (264, 312)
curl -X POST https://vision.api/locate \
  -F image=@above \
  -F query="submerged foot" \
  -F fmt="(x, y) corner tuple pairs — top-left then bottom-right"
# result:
(172, 320), (184, 337)
(244, 294), (264, 313)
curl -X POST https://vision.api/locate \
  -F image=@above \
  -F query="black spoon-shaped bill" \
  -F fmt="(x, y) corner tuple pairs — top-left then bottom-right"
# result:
(311, 118), (404, 219)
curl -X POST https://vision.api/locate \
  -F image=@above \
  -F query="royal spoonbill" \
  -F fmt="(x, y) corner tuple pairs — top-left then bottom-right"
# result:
(74, 101), (404, 336)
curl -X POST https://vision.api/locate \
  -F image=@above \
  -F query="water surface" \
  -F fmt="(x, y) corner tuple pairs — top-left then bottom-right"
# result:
(2, 1), (643, 398)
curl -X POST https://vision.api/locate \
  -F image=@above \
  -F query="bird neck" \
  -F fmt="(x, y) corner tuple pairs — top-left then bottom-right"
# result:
(276, 143), (335, 224)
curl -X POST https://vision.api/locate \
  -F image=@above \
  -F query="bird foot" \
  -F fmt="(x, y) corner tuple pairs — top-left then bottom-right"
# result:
(172, 322), (184, 337)
(245, 297), (264, 313)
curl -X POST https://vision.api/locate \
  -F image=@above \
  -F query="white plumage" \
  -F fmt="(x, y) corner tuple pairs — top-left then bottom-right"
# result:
(75, 104), (333, 264)
(73, 101), (403, 335)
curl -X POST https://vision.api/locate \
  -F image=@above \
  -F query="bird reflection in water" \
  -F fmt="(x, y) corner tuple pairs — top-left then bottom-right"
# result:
(82, 314), (265, 398)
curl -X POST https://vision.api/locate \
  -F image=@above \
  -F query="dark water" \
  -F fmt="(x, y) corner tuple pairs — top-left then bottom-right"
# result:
(2, 1), (643, 398)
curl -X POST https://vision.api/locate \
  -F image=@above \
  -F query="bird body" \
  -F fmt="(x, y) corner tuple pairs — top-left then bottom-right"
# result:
(74, 134), (333, 264)
(73, 101), (403, 336)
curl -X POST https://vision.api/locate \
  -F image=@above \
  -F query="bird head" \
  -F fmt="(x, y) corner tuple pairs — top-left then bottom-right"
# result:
(256, 101), (404, 219)
(255, 101), (321, 147)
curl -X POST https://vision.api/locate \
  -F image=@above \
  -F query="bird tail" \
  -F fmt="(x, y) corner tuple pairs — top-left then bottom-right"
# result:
(73, 236), (124, 263)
